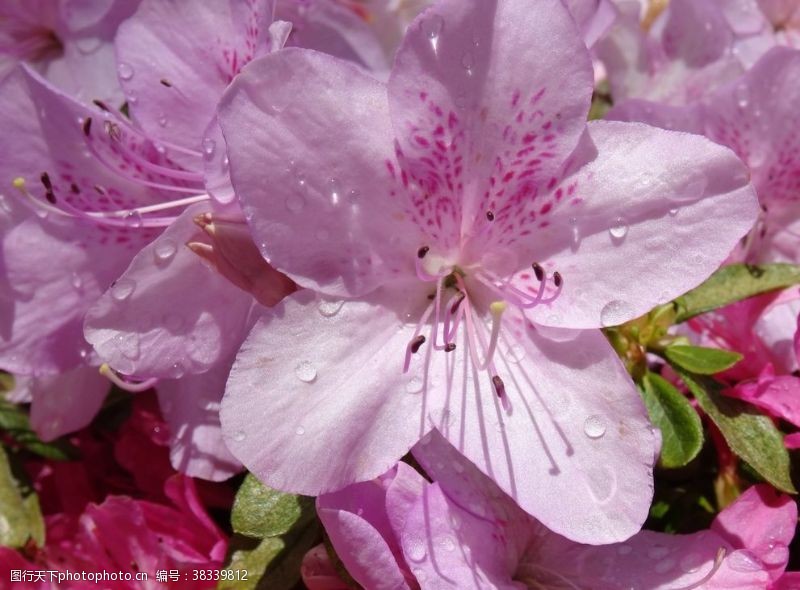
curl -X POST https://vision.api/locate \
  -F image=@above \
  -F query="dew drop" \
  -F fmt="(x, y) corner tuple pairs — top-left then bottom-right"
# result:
(583, 415), (606, 439)
(438, 536), (456, 552)
(648, 545), (670, 559)
(124, 210), (143, 228)
(169, 362), (185, 379)
(295, 426), (305, 436)
(600, 300), (633, 327)
(406, 537), (427, 562)
(727, 550), (762, 572)
(157, 113), (167, 127)
(294, 361), (317, 383)
(71, 272), (84, 290)
(285, 194), (305, 213)
(328, 178), (341, 205)
(735, 84), (749, 109)
(111, 278), (136, 301)
(75, 36), (101, 54)
(202, 137), (216, 159)
(154, 238), (177, 262)
(761, 542), (789, 566)
(609, 217), (629, 240)
(318, 300), (344, 317)
(348, 188), (360, 200)
(117, 62), (134, 81)
(669, 207), (679, 216)
(617, 544), (632, 555)
(422, 14), (444, 39)
(232, 430), (246, 442)
(461, 52), (474, 71)
(406, 376), (424, 394)
(679, 552), (704, 573)
(654, 557), (676, 574)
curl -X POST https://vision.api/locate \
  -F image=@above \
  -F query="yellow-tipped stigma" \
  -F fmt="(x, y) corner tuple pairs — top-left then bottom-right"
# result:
(490, 301), (507, 316)
(12, 177), (25, 190)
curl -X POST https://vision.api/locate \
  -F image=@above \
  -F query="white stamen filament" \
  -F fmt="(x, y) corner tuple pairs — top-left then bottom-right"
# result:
(99, 363), (158, 393)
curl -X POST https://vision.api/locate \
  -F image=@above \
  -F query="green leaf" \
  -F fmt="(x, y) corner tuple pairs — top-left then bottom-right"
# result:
(675, 368), (796, 493)
(231, 474), (315, 538)
(641, 373), (704, 468)
(674, 263), (800, 322)
(0, 447), (45, 548)
(0, 400), (77, 460)
(664, 345), (742, 375)
(221, 475), (320, 589)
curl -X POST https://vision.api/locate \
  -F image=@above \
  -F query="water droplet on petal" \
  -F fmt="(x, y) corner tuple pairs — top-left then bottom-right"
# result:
(294, 361), (317, 383)
(654, 558), (676, 573)
(600, 300), (633, 327)
(422, 14), (444, 38)
(158, 113), (167, 127)
(761, 542), (789, 566)
(111, 279), (136, 301)
(285, 194), (305, 213)
(318, 300), (344, 317)
(202, 137), (216, 159)
(438, 536), (456, 552)
(71, 272), (83, 290)
(679, 552), (704, 573)
(735, 84), (749, 109)
(328, 178), (341, 205)
(583, 415), (606, 439)
(406, 537), (427, 562)
(295, 426), (305, 436)
(117, 62), (134, 80)
(75, 36), (101, 54)
(727, 550), (763, 572)
(609, 217), (629, 240)
(406, 376), (424, 394)
(124, 210), (143, 228)
(669, 207), (679, 216)
(154, 238), (177, 262)
(648, 545), (670, 559)
(232, 430), (246, 442)
(169, 362), (185, 379)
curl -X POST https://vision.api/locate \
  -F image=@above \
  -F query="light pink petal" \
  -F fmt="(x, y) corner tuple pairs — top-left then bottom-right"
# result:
(704, 47), (800, 202)
(221, 288), (431, 495)
(384, 462), (428, 543)
(84, 204), (254, 378)
(277, 0), (390, 73)
(388, 0), (593, 251)
(564, 0), (617, 48)
(114, 0), (275, 155)
(783, 432), (800, 449)
(531, 526), (768, 589)
(317, 466), (415, 590)
(712, 484), (797, 582)
(425, 309), (657, 544)
(399, 482), (522, 590)
(218, 49), (423, 297)
(29, 366), (109, 441)
(659, 0), (733, 67)
(156, 360), (242, 481)
(523, 121), (758, 330)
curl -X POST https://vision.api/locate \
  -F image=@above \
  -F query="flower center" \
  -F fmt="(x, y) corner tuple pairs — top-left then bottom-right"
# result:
(404, 243), (564, 411)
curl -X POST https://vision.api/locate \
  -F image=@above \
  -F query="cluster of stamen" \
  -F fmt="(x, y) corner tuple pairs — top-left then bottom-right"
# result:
(404, 239), (564, 411)
(11, 100), (210, 230)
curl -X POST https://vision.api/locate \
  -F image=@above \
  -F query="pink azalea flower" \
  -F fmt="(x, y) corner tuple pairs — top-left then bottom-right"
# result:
(312, 435), (797, 589)
(218, 0), (757, 542)
(0, 0), (140, 104)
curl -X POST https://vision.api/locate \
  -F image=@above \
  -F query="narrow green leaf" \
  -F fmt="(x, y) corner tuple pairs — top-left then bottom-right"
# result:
(674, 263), (800, 322)
(641, 373), (704, 468)
(231, 474), (315, 539)
(0, 447), (45, 548)
(675, 368), (796, 493)
(664, 345), (742, 375)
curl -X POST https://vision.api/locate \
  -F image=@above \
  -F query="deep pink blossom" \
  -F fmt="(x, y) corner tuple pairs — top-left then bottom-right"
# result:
(218, 0), (757, 542)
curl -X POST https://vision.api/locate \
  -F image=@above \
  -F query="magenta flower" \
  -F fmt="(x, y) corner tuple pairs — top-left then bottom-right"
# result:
(312, 436), (797, 589)
(218, 0), (757, 542)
